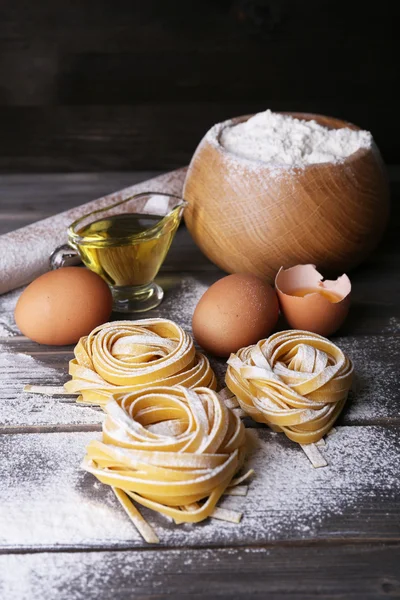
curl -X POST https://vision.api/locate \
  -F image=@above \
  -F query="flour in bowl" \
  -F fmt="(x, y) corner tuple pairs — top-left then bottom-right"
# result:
(220, 110), (372, 167)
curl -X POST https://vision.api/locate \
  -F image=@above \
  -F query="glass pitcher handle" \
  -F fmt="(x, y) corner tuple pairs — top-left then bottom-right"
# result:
(49, 244), (82, 270)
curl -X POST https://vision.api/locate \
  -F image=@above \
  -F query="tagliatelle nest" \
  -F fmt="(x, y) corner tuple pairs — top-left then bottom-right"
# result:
(226, 330), (353, 444)
(63, 319), (217, 406)
(83, 385), (252, 543)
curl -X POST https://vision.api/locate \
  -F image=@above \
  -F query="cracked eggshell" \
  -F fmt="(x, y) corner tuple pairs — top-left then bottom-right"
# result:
(275, 264), (351, 336)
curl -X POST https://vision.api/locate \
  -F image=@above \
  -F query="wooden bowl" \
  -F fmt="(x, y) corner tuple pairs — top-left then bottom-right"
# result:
(183, 113), (390, 282)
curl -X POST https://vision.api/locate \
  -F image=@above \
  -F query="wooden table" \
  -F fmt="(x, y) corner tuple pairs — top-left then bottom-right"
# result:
(0, 172), (399, 600)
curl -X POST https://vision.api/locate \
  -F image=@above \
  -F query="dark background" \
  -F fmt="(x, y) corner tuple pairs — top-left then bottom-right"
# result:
(0, 0), (398, 172)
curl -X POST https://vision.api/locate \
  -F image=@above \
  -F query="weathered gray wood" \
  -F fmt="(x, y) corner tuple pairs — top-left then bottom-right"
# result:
(0, 172), (400, 598)
(1, 427), (399, 551)
(1, 329), (399, 429)
(0, 172), (163, 217)
(1, 262), (400, 429)
(0, 348), (105, 431)
(1, 544), (399, 600)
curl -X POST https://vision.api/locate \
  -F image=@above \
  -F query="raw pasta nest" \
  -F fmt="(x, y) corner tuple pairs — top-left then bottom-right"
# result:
(83, 385), (248, 525)
(226, 330), (353, 444)
(64, 319), (217, 405)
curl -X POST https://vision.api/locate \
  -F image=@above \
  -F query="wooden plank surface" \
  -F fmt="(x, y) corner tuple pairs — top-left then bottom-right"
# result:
(0, 172), (162, 219)
(1, 545), (399, 600)
(1, 327), (399, 430)
(0, 171), (399, 599)
(1, 427), (399, 551)
(1, 267), (399, 429)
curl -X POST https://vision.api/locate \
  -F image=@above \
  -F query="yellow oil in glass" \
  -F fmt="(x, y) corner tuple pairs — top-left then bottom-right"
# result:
(290, 287), (342, 303)
(75, 212), (179, 287)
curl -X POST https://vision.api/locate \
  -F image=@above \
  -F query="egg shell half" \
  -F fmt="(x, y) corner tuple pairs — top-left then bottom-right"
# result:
(14, 267), (113, 345)
(275, 264), (351, 337)
(192, 273), (279, 357)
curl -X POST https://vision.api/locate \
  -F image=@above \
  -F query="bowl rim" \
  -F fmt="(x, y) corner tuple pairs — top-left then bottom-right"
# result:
(209, 111), (374, 170)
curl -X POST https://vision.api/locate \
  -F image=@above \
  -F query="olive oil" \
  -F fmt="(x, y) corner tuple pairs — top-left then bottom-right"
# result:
(290, 287), (342, 303)
(75, 212), (179, 287)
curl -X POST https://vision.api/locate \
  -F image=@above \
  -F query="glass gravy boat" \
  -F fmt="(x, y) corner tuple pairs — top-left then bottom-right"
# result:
(50, 192), (187, 313)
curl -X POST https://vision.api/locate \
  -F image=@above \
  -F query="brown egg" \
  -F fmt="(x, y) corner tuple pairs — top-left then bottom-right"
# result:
(15, 267), (113, 345)
(192, 273), (279, 357)
(275, 264), (351, 336)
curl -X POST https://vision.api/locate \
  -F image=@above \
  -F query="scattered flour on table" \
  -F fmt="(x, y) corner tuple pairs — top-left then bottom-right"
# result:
(0, 546), (270, 600)
(336, 334), (400, 420)
(0, 345), (102, 427)
(347, 361), (399, 420)
(0, 287), (22, 337)
(153, 275), (209, 332)
(0, 324), (16, 337)
(238, 426), (399, 537)
(220, 110), (372, 167)
(172, 426), (400, 543)
(0, 391), (103, 428)
(0, 275), (211, 427)
(1, 278), (399, 596)
(1, 426), (399, 550)
(154, 275), (229, 385)
(382, 316), (400, 334)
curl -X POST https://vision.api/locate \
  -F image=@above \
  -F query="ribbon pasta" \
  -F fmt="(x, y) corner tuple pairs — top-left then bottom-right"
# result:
(225, 330), (353, 444)
(64, 319), (217, 406)
(83, 385), (250, 540)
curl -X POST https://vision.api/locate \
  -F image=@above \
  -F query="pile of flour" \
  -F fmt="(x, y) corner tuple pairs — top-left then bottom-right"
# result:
(220, 110), (372, 167)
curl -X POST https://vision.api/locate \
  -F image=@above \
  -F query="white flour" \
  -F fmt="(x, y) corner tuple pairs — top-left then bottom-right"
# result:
(220, 110), (372, 167)
(0, 426), (398, 551)
(0, 324), (15, 338)
(0, 346), (102, 428)
(0, 287), (21, 337)
(153, 275), (209, 333)
(0, 546), (269, 600)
